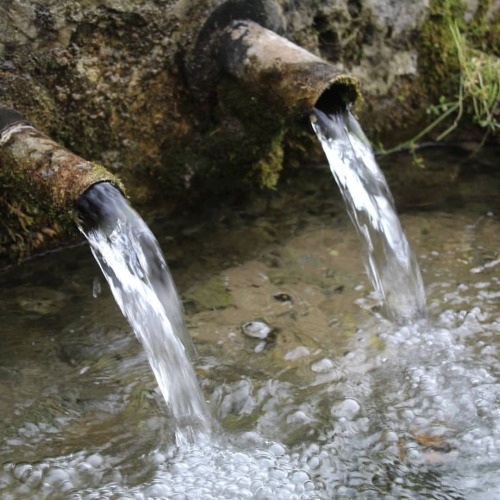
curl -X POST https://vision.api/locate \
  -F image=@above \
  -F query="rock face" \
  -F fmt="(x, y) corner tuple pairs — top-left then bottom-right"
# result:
(0, 0), (494, 264)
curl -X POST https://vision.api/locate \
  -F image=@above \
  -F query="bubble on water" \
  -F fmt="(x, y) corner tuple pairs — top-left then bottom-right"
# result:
(92, 276), (102, 298)
(143, 482), (172, 497)
(86, 453), (104, 468)
(286, 410), (314, 426)
(218, 379), (256, 419)
(291, 470), (309, 483)
(12, 463), (31, 482)
(241, 321), (274, 339)
(268, 443), (286, 456)
(44, 467), (72, 489)
(146, 451), (166, 466)
(18, 422), (40, 439)
(1, 434), (322, 498)
(384, 431), (398, 443)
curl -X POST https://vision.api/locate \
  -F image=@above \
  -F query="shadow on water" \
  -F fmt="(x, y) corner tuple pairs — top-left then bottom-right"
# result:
(0, 145), (499, 498)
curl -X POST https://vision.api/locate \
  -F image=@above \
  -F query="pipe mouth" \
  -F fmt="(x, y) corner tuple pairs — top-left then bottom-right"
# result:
(0, 106), (31, 135)
(314, 77), (361, 115)
(75, 181), (126, 233)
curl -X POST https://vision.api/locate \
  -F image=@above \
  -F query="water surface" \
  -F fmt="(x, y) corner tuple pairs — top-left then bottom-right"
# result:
(1, 147), (499, 498)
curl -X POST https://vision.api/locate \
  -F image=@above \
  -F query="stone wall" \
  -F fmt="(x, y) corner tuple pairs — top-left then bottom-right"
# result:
(0, 0), (497, 264)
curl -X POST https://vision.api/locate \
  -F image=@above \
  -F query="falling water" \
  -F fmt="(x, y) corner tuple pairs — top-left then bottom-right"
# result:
(311, 108), (426, 323)
(76, 182), (212, 442)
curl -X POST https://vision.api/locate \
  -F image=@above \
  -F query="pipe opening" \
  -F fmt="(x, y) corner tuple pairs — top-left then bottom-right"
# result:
(0, 106), (30, 135)
(75, 181), (125, 233)
(314, 79), (360, 115)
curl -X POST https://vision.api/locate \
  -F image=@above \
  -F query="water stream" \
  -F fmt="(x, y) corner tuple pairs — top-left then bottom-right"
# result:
(311, 109), (427, 323)
(75, 182), (212, 443)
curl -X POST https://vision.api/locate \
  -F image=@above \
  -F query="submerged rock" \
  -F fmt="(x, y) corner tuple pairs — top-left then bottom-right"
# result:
(241, 320), (275, 340)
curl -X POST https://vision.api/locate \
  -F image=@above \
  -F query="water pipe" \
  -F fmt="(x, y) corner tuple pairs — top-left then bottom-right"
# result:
(0, 105), (122, 261)
(214, 20), (361, 117)
(0, 105), (122, 211)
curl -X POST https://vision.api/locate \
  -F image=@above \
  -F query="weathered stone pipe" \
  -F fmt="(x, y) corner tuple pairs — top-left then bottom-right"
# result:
(215, 20), (361, 117)
(0, 106), (122, 262)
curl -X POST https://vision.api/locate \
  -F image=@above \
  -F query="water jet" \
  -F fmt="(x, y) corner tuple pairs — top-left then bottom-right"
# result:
(311, 108), (427, 323)
(75, 182), (213, 442)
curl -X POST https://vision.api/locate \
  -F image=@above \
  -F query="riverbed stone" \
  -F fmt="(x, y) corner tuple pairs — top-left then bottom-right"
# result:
(241, 320), (275, 340)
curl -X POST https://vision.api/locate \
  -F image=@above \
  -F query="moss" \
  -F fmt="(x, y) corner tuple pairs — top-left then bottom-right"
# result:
(469, 1), (500, 55)
(169, 72), (360, 197)
(418, 0), (498, 103)
(376, 0), (500, 150)
(253, 131), (285, 189)
(157, 79), (288, 199)
(418, 0), (467, 101)
(184, 278), (233, 312)
(0, 176), (71, 266)
(207, 81), (286, 191)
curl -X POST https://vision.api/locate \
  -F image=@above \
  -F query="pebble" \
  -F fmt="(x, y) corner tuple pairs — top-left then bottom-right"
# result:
(311, 358), (335, 373)
(242, 321), (274, 339)
(331, 398), (361, 420)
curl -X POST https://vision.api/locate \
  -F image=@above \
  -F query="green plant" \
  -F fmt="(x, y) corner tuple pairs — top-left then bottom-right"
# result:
(381, 18), (499, 156)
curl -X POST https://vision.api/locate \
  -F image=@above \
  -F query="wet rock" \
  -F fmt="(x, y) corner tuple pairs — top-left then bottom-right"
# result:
(261, 252), (284, 269)
(185, 278), (233, 312)
(11, 286), (68, 316)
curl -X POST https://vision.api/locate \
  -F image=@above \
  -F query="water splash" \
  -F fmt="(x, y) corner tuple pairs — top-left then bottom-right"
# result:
(311, 109), (426, 323)
(76, 182), (212, 442)
(1, 433), (320, 498)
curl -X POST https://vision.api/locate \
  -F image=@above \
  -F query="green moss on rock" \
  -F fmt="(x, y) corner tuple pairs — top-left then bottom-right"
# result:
(184, 278), (233, 312)
(418, 0), (499, 103)
(418, 0), (467, 98)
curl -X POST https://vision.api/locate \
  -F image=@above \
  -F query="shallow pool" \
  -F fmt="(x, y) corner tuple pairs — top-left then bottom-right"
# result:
(1, 146), (499, 499)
